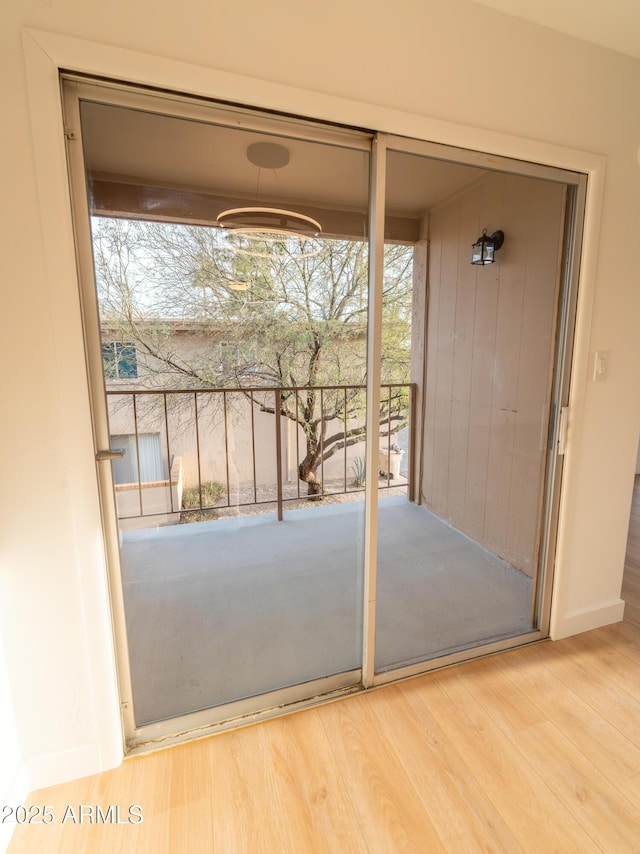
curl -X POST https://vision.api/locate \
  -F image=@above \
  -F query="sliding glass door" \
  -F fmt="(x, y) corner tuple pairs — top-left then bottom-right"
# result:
(63, 78), (584, 747)
(373, 139), (583, 679)
(65, 79), (376, 737)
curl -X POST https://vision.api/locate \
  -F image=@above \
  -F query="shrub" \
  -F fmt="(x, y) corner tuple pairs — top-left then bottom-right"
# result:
(182, 480), (227, 509)
(180, 480), (227, 523)
(351, 456), (366, 487)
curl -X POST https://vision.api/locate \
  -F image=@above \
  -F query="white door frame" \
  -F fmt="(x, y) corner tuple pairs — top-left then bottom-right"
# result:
(23, 27), (606, 759)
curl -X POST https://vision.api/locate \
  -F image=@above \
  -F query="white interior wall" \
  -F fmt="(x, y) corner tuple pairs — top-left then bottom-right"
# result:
(0, 627), (27, 854)
(2, 0), (639, 803)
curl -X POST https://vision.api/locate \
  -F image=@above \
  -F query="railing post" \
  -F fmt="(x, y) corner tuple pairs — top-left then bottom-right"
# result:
(275, 389), (284, 521)
(223, 391), (231, 508)
(386, 385), (392, 488)
(163, 392), (174, 514)
(132, 393), (144, 518)
(194, 392), (203, 510)
(408, 382), (417, 503)
(250, 391), (258, 505)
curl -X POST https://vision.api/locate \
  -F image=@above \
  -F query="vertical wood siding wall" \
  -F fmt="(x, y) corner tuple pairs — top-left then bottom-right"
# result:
(420, 173), (566, 576)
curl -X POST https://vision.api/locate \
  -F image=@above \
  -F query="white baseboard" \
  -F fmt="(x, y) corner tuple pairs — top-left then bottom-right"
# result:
(24, 743), (104, 792)
(0, 763), (29, 854)
(551, 598), (625, 640)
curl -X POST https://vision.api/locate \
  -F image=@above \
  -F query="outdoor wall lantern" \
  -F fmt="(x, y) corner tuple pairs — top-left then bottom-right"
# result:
(471, 229), (504, 265)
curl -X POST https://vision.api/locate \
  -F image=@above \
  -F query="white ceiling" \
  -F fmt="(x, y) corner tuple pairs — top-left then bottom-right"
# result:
(470, 0), (640, 60)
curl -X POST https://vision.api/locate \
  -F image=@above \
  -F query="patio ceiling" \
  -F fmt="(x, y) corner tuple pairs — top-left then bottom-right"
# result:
(81, 100), (486, 241)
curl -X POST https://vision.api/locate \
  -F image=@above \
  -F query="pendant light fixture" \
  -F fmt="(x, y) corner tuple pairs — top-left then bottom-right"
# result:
(217, 141), (323, 238)
(217, 207), (322, 237)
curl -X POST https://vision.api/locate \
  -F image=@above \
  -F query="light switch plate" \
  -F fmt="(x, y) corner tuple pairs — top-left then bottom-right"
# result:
(593, 350), (610, 381)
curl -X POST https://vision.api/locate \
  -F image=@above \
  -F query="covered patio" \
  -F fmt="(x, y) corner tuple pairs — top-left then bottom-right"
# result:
(85, 86), (566, 733)
(121, 494), (533, 725)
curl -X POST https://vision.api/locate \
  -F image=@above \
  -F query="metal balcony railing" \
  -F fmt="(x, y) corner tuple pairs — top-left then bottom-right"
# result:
(105, 382), (415, 523)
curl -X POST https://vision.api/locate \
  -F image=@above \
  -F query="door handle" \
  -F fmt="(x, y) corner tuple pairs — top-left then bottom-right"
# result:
(96, 449), (125, 461)
(557, 407), (569, 456)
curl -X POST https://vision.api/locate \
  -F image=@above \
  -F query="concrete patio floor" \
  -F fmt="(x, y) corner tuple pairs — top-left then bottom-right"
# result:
(121, 495), (533, 725)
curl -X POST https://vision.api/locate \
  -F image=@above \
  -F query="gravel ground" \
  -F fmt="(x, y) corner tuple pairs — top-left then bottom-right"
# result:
(180, 475), (409, 523)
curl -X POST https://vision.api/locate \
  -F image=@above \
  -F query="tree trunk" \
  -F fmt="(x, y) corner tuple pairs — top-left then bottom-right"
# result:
(299, 457), (323, 499)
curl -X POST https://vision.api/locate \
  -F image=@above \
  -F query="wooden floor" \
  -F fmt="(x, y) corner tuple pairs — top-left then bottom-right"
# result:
(9, 477), (640, 853)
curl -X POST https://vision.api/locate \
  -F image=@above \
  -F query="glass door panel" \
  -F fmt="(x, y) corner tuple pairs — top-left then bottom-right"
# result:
(375, 146), (568, 672)
(75, 87), (372, 727)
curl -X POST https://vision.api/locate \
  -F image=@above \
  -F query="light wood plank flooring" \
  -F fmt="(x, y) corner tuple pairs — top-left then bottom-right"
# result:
(9, 477), (640, 853)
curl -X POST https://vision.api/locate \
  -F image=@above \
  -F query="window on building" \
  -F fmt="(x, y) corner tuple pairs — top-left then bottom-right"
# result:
(102, 342), (138, 380)
(110, 433), (166, 485)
